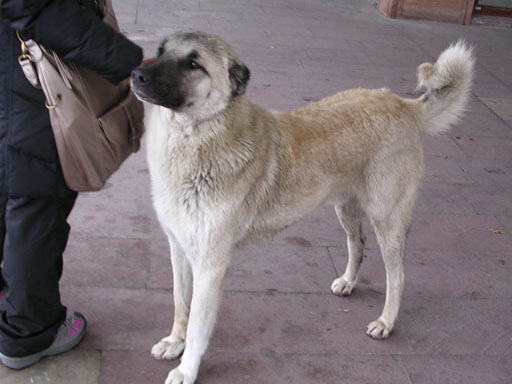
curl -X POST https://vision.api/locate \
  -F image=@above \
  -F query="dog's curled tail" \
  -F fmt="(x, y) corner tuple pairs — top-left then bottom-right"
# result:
(416, 40), (475, 135)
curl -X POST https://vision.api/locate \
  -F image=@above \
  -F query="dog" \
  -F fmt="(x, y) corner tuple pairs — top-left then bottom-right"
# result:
(131, 31), (474, 384)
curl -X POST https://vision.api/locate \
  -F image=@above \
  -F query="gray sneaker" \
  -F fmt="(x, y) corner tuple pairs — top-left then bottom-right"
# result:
(0, 311), (87, 370)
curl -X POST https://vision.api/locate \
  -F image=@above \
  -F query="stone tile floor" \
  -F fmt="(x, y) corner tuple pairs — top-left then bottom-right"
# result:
(2, 0), (511, 383)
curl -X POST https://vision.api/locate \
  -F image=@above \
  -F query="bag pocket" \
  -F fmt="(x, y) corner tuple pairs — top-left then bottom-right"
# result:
(99, 91), (144, 145)
(98, 91), (144, 176)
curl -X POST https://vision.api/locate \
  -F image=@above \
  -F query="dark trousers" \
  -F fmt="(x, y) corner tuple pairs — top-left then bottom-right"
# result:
(0, 193), (77, 357)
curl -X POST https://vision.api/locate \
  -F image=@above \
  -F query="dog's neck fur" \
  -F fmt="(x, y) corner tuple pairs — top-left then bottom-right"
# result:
(157, 96), (245, 137)
(157, 107), (197, 137)
(158, 96), (258, 144)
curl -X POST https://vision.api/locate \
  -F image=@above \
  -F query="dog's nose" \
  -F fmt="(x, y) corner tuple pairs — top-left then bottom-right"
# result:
(131, 68), (152, 84)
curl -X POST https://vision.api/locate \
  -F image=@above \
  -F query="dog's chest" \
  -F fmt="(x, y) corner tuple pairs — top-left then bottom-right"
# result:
(147, 148), (218, 247)
(150, 145), (216, 210)
(151, 134), (237, 224)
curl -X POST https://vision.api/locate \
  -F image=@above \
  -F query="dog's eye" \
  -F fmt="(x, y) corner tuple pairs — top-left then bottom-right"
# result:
(189, 60), (200, 70)
(157, 41), (166, 57)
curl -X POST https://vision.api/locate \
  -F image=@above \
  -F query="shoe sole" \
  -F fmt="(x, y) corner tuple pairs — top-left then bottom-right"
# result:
(0, 328), (86, 370)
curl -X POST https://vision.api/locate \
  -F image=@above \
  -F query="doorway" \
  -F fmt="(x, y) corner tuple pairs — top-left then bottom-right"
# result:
(475, 0), (512, 16)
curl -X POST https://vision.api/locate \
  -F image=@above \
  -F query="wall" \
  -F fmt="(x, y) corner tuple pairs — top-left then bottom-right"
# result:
(377, 0), (476, 24)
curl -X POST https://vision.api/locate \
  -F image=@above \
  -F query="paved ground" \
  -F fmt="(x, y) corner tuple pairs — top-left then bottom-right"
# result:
(2, 0), (512, 383)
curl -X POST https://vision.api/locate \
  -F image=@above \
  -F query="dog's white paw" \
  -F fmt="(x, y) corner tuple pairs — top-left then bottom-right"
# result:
(366, 319), (392, 339)
(151, 337), (185, 360)
(331, 276), (356, 296)
(165, 367), (195, 384)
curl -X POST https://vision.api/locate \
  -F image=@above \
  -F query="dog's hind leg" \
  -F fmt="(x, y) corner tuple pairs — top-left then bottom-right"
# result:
(331, 198), (366, 296)
(366, 212), (408, 340)
(152, 235), (192, 361)
(365, 179), (418, 340)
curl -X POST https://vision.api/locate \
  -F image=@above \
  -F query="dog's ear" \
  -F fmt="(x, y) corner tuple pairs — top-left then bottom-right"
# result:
(229, 62), (250, 97)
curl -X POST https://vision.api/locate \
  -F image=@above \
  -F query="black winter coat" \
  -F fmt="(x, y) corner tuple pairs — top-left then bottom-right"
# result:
(0, 0), (143, 198)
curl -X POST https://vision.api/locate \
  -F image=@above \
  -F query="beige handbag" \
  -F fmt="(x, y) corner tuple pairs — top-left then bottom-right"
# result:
(17, 0), (144, 192)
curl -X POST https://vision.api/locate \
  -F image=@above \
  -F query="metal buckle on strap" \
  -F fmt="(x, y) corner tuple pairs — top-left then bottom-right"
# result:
(46, 94), (61, 110)
(16, 30), (31, 61)
(18, 53), (31, 63)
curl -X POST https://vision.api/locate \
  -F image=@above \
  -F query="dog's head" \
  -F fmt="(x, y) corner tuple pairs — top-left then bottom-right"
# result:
(131, 31), (250, 119)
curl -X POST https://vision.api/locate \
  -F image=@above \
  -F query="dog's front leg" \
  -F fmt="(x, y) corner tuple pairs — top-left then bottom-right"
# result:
(165, 248), (231, 384)
(165, 247), (232, 384)
(152, 235), (192, 360)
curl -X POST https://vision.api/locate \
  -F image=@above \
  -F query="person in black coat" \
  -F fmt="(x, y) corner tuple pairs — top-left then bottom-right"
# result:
(0, 0), (143, 368)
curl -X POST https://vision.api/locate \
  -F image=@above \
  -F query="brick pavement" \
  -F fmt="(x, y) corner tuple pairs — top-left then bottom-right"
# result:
(2, 1), (511, 383)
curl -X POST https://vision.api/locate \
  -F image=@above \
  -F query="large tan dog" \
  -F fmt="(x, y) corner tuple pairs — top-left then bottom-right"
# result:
(131, 32), (474, 384)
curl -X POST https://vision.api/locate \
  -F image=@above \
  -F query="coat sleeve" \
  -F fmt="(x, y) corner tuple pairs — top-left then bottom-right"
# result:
(0, 0), (143, 84)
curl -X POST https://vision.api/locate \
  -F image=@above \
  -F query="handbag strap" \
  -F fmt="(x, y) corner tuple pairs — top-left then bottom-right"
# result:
(16, 31), (64, 109)
(17, 30), (73, 88)
(16, 30), (42, 89)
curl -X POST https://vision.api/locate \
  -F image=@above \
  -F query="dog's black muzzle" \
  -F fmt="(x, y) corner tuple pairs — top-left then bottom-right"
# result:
(131, 64), (185, 110)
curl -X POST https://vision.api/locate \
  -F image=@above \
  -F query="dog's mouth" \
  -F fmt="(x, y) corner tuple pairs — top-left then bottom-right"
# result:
(131, 86), (153, 104)
(131, 85), (185, 110)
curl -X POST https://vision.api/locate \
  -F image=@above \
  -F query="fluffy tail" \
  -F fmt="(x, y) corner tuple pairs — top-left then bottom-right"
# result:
(416, 41), (475, 135)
